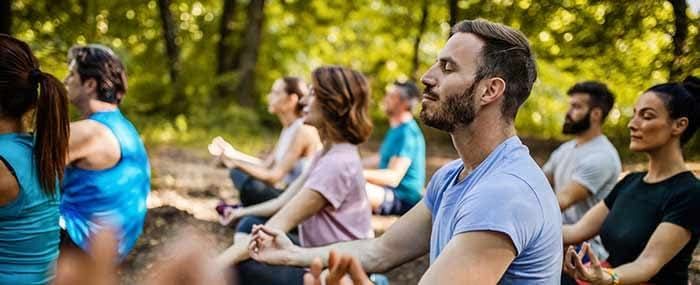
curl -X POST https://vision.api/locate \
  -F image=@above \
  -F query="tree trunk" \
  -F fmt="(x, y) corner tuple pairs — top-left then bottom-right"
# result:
(0, 0), (11, 35)
(668, 0), (688, 81)
(80, 0), (97, 41)
(217, 0), (238, 76)
(157, 0), (180, 84)
(410, 0), (429, 81)
(233, 0), (265, 107)
(448, 0), (458, 32)
(216, 0), (239, 100)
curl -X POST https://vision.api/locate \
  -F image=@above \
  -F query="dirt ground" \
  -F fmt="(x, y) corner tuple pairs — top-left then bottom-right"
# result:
(120, 139), (700, 284)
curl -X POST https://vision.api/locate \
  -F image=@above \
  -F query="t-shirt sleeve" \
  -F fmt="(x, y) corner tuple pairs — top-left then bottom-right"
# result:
(452, 174), (543, 255)
(394, 131), (418, 159)
(303, 156), (349, 209)
(661, 182), (700, 235)
(422, 167), (441, 212)
(541, 148), (559, 177)
(571, 154), (616, 195)
(604, 173), (634, 208)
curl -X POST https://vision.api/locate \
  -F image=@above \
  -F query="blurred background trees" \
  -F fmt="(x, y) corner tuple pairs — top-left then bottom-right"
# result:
(4, 0), (698, 157)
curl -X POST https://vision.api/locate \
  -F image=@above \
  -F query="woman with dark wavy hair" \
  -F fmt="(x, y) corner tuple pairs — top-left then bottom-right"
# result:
(216, 66), (374, 285)
(563, 76), (700, 285)
(0, 34), (70, 284)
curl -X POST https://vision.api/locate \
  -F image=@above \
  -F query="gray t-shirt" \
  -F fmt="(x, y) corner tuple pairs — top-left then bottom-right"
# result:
(543, 135), (621, 258)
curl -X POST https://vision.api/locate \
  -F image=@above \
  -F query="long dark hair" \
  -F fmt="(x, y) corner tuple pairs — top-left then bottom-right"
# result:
(0, 34), (69, 196)
(281, 76), (307, 116)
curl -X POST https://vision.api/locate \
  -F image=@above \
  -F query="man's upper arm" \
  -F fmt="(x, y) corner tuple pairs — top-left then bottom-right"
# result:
(571, 154), (616, 196)
(557, 181), (592, 211)
(67, 120), (110, 165)
(541, 148), (559, 180)
(67, 120), (94, 164)
(419, 231), (516, 284)
(385, 156), (412, 184)
(67, 120), (121, 168)
(375, 202), (432, 269)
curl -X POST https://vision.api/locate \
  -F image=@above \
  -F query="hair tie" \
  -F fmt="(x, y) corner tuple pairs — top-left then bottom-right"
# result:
(28, 69), (43, 85)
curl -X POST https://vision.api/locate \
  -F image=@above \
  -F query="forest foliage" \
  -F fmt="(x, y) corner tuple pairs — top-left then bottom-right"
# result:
(4, 0), (698, 157)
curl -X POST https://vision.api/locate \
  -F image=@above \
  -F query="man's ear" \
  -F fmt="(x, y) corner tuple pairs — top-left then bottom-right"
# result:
(590, 107), (603, 124)
(83, 78), (98, 96)
(479, 77), (506, 106)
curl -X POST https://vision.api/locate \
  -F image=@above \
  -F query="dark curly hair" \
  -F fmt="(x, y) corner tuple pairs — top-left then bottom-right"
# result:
(68, 44), (127, 104)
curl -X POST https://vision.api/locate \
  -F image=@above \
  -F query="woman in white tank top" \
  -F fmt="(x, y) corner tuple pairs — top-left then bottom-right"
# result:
(209, 77), (322, 208)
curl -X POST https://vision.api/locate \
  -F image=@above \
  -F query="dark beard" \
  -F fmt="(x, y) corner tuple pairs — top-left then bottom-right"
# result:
(562, 111), (591, 135)
(420, 83), (477, 133)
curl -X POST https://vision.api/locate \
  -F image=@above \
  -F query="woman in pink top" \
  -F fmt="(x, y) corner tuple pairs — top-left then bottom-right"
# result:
(217, 66), (374, 285)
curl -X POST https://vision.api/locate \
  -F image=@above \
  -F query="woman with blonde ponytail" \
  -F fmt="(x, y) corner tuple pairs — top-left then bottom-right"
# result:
(0, 34), (69, 284)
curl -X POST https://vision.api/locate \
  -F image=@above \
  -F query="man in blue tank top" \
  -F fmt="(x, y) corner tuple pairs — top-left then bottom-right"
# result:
(60, 44), (151, 259)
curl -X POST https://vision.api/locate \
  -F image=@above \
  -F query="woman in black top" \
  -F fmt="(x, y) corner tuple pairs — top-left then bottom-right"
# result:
(563, 76), (700, 285)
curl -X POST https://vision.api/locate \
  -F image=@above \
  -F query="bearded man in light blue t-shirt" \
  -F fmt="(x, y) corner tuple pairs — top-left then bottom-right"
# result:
(248, 19), (563, 284)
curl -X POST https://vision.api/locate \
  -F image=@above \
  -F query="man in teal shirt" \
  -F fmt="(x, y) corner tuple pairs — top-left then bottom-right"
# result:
(364, 81), (426, 215)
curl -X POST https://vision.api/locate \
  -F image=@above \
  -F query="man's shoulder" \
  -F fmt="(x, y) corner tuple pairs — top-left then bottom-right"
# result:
(556, 139), (577, 150)
(434, 159), (462, 178)
(71, 119), (112, 142)
(495, 155), (554, 200)
(425, 160), (462, 195)
(477, 171), (542, 199)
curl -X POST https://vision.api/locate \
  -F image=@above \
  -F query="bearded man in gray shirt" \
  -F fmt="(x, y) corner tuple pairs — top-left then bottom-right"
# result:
(543, 81), (622, 265)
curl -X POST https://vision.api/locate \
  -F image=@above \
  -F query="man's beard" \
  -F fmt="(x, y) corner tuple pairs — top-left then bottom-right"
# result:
(420, 83), (477, 133)
(562, 111), (591, 135)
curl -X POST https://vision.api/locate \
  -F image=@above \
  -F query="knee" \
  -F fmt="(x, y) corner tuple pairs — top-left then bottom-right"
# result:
(229, 169), (249, 189)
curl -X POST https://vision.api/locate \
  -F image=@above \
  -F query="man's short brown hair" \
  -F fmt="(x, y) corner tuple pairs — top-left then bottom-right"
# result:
(451, 19), (537, 121)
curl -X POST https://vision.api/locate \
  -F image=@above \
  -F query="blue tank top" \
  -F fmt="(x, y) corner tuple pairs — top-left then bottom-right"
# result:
(0, 133), (60, 285)
(60, 110), (150, 259)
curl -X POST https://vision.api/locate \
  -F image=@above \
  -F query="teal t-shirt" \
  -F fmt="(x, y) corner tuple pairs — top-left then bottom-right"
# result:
(378, 119), (425, 205)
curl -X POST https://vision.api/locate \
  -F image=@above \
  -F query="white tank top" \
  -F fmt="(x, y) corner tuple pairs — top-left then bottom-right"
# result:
(273, 118), (309, 185)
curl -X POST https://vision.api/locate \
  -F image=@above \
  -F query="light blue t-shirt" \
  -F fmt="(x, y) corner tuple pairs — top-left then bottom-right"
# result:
(424, 136), (562, 284)
(378, 119), (425, 205)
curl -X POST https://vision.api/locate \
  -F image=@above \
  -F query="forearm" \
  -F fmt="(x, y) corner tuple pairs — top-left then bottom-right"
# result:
(235, 162), (283, 185)
(286, 239), (390, 272)
(607, 258), (660, 284)
(362, 155), (379, 168)
(363, 169), (401, 188)
(239, 198), (284, 218)
(225, 149), (264, 166)
(558, 195), (575, 212)
(562, 225), (588, 245)
(218, 235), (253, 266)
